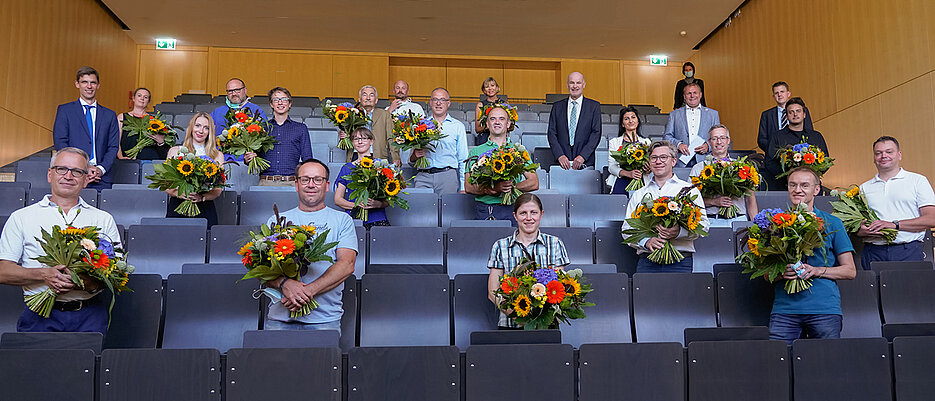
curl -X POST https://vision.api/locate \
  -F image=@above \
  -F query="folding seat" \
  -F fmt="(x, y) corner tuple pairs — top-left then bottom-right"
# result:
(594, 149), (608, 173)
(632, 273), (717, 344)
(309, 128), (340, 148)
(347, 346), (461, 401)
(208, 224), (253, 263)
(568, 194), (628, 228)
(181, 263), (245, 274)
(539, 227), (594, 264)
(340, 276), (358, 351)
(517, 111), (538, 121)
(327, 162), (347, 185)
(162, 274), (259, 352)
(385, 192), (439, 227)
(642, 124), (665, 137)
(368, 226), (444, 267)
(352, 226), (366, 278)
(673, 167), (692, 181)
(111, 159), (141, 184)
(153, 102), (194, 114)
(692, 227), (736, 273)
(893, 336), (935, 401)
(99, 348), (221, 401)
(293, 97), (321, 108)
(290, 106), (313, 119)
(241, 329), (339, 348)
(683, 326), (769, 344)
(520, 133), (548, 151)
(238, 190), (298, 227)
(548, 168), (602, 194)
(536, 193), (567, 227)
(792, 338), (893, 401)
(465, 344), (574, 401)
(311, 143), (330, 161)
(193, 103), (216, 113)
(528, 104), (553, 113)
(448, 110), (466, 120)
(880, 270), (935, 324)
(521, 121), (548, 134)
(577, 263), (617, 273)
(559, 273), (631, 347)
(716, 271), (773, 327)
(172, 113), (195, 133)
(452, 274), (499, 350)
(645, 114), (669, 125)
(101, 273), (163, 349)
(754, 191), (791, 210)
(448, 219), (512, 228)
(594, 227), (638, 275)
(600, 123), (617, 136)
(359, 274), (450, 346)
(446, 226), (514, 278)
(99, 188), (167, 226)
(0, 349), (95, 400)
(688, 340), (790, 401)
(140, 217), (207, 229)
(536, 168), (549, 192)
(0, 186), (26, 215)
(175, 93), (212, 104)
(14, 159), (50, 184)
(226, 347), (342, 401)
(838, 270), (883, 338)
(214, 190), (240, 225)
(126, 224), (206, 277)
(139, 161), (158, 187)
(532, 147), (556, 168)
(0, 332), (103, 354)
(869, 260), (933, 274)
(225, 162), (259, 193)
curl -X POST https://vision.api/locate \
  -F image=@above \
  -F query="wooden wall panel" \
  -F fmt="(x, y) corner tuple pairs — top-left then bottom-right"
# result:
(560, 60), (622, 104)
(389, 58), (447, 100)
(622, 62), (685, 113)
(138, 48), (209, 106)
(0, 109), (51, 167)
(879, 73), (935, 178)
(332, 55), (389, 99)
(212, 50), (334, 99)
(502, 61), (561, 102)
(445, 59), (504, 101)
(814, 97), (883, 188)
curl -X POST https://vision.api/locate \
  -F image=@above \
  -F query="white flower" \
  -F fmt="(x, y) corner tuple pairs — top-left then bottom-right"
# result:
(667, 201), (679, 211)
(395, 137), (405, 144)
(798, 214), (806, 222)
(793, 153), (802, 162)
(530, 283), (546, 297)
(477, 157), (487, 166)
(80, 239), (96, 251)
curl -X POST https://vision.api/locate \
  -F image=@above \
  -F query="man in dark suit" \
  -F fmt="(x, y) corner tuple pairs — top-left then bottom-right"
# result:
(757, 81), (814, 153)
(547, 72), (602, 170)
(52, 66), (120, 191)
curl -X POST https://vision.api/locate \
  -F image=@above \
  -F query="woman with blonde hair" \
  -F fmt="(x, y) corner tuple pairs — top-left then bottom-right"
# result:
(164, 112), (225, 227)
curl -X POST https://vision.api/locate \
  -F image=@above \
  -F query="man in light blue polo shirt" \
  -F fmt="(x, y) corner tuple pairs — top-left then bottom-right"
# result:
(410, 87), (469, 194)
(264, 159), (358, 332)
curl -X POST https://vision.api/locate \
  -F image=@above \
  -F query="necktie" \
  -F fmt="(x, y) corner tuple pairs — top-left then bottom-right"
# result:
(568, 100), (578, 145)
(83, 104), (96, 162)
(780, 108), (788, 130)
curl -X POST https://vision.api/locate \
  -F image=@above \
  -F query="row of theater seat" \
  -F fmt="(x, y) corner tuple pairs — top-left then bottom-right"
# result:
(0, 335), (925, 400)
(2, 268), (933, 354)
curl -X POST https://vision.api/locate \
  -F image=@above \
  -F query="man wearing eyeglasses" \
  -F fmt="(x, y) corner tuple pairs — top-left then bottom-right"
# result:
(245, 86), (312, 187)
(622, 140), (709, 273)
(689, 125), (759, 227)
(263, 159), (357, 332)
(0, 148), (121, 334)
(410, 87), (469, 194)
(210, 78), (268, 135)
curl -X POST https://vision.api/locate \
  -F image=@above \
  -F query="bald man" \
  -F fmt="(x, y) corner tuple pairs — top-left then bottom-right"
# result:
(386, 80), (425, 118)
(547, 72), (602, 170)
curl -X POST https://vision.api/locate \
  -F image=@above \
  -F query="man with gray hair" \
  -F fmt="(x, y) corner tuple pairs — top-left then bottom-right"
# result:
(689, 124), (759, 227)
(622, 140), (709, 273)
(0, 147), (121, 334)
(410, 87), (468, 194)
(339, 85), (399, 165)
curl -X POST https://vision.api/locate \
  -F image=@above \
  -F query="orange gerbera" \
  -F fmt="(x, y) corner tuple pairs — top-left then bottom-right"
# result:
(335, 105), (347, 112)
(381, 168), (394, 179)
(802, 153), (816, 164)
(246, 124), (261, 133)
(274, 239), (296, 256)
(235, 112), (249, 123)
(772, 213), (796, 228)
(83, 250), (110, 270)
(546, 280), (566, 304)
(415, 123), (427, 133)
(500, 276), (519, 294)
(738, 165), (754, 180)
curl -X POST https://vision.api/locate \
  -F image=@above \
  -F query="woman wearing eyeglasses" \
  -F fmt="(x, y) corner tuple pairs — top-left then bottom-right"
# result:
(333, 127), (390, 229)
(164, 112), (225, 227)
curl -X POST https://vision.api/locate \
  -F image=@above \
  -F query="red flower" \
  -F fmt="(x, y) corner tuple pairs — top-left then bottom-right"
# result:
(241, 250), (252, 265)
(484, 107), (492, 116)
(82, 250), (110, 270)
(802, 153), (816, 164)
(246, 124), (261, 133)
(381, 168), (394, 179)
(274, 239), (296, 255)
(235, 112), (249, 123)
(415, 124), (427, 133)
(738, 166), (753, 180)
(500, 276), (519, 294)
(336, 106), (347, 111)
(546, 280), (566, 304)
(617, 145), (624, 151)
(772, 213), (796, 228)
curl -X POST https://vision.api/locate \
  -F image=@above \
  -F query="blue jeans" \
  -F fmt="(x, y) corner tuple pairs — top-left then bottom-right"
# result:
(636, 254), (694, 273)
(17, 297), (108, 334)
(474, 202), (517, 226)
(264, 317), (341, 336)
(860, 241), (924, 271)
(769, 313), (842, 345)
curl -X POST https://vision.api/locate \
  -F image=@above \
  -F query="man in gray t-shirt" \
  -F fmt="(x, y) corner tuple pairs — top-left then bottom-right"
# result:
(264, 159), (358, 332)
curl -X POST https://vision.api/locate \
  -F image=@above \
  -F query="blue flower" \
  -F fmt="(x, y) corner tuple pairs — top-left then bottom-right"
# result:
(339, 102), (354, 108)
(753, 208), (784, 230)
(792, 143), (810, 152)
(97, 238), (116, 259)
(532, 268), (558, 285)
(420, 119), (436, 130)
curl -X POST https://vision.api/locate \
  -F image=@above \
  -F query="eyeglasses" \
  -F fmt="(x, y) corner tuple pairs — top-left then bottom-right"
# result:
(430, 98), (450, 103)
(271, 97), (290, 104)
(297, 176), (327, 186)
(650, 155), (672, 162)
(710, 136), (730, 142)
(352, 137), (371, 142)
(787, 182), (814, 190)
(226, 87), (245, 94)
(50, 166), (88, 177)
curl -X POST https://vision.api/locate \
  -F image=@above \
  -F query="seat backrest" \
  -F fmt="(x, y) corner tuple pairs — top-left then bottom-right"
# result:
(452, 274), (499, 350)
(0, 186), (26, 216)
(893, 336), (935, 400)
(754, 191), (792, 210)
(339, 276), (357, 352)
(111, 159), (141, 184)
(880, 270), (935, 324)
(154, 103), (195, 114)
(578, 342), (685, 401)
(539, 227), (594, 264)
(537, 193), (568, 227)
(560, 273), (631, 347)
(446, 226), (515, 278)
(684, 326), (770, 344)
(594, 227), (638, 275)
(99, 348), (221, 401)
(181, 263), (246, 274)
(716, 271), (773, 327)
(213, 190), (239, 225)
(548, 168), (602, 194)
(353, 226), (366, 278)
(384, 192), (439, 227)
(102, 273), (163, 349)
(208, 224), (253, 263)
(368, 226), (444, 266)
(448, 219), (512, 228)
(127, 224), (206, 278)
(139, 217), (208, 228)
(162, 274), (259, 352)
(838, 270), (883, 338)
(0, 332), (103, 354)
(359, 274), (450, 346)
(225, 163), (259, 193)
(533, 147), (556, 167)
(347, 346), (460, 401)
(632, 273), (717, 344)
(688, 340), (790, 401)
(792, 338), (893, 401)
(238, 190), (299, 227)
(870, 260), (934, 274)
(568, 194), (628, 228)
(99, 189), (167, 226)
(465, 344), (574, 401)
(692, 227), (736, 273)
(226, 347), (341, 401)
(0, 349), (96, 400)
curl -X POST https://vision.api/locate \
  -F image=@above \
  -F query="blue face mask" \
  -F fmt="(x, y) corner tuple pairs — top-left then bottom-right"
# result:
(226, 97), (246, 109)
(684, 70), (694, 78)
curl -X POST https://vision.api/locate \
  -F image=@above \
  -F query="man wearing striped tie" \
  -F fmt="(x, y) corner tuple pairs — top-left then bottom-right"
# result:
(757, 81), (814, 153)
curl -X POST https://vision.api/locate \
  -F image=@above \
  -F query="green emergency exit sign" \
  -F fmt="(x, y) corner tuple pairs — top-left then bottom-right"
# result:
(650, 55), (667, 66)
(155, 39), (176, 50)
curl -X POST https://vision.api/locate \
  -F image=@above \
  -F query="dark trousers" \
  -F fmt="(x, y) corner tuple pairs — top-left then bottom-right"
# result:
(860, 241), (924, 270)
(474, 202), (517, 226)
(17, 296), (107, 335)
(769, 313), (842, 345)
(610, 177), (632, 194)
(636, 254), (694, 273)
(86, 180), (112, 191)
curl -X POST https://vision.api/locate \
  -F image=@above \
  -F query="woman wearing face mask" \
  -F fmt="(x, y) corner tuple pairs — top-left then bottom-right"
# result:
(674, 62), (706, 109)
(607, 106), (649, 194)
(474, 77), (505, 145)
(486, 193), (570, 329)
(164, 112), (225, 227)
(117, 87), (169, 160)
(333, 127), (390, 229)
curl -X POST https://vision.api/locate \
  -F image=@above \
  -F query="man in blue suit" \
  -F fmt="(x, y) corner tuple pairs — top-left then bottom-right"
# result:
(52, 66), (120, 191)
(757, 81), (813, 153)
(663, 82), (720, 167)
(547, 72), (602, 170)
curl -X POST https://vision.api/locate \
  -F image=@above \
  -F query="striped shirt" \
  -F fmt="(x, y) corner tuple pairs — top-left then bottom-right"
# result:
(487, 230), (570, 327)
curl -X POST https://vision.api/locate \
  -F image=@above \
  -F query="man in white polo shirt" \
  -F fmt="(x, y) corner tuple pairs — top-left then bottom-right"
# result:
(0, 147), (121, 334)
(857, 136), (935, 270)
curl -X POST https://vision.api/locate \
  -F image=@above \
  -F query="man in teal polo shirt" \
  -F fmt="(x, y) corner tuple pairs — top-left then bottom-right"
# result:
(769, 167), (857, 344)
(464, 107), (539, 224)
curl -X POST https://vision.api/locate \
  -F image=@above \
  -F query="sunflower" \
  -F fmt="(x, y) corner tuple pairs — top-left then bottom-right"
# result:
(513, 294), (532, 317)
(816, 152), (825, 163)
(228, 126), (239, 137)
(846, 186), (860, 198)
(501, 153), (515, 165)
(177, 160), (195, 176)
(404, 132), (416, 141)
(687, 208), (699, 230)
(651, 203), (669, 217)
(562, 278), (581, 296)
(747, 238), (760, 256)
(701, 165), (715, 180)
(300, 225), (316, 235)
(237, 242), (253, 256)
(148, 119), (165, 132)
(384, 179), (401, 196)
(202, 162), (219, 177)
(631, 205), (644, 218)
(632, 148), (645, 160)
(360, 157), (373, 168)
(60, 227), (88, 236)
(491, 159), (506, 174)
(522, 151), (531, 161)
(334, 109), (349, 123)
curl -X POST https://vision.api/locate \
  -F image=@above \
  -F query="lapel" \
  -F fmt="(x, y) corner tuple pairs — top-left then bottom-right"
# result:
(558, 98), (569, 135)
(73, 100), (92, 138)
(94, 104), (106, 144)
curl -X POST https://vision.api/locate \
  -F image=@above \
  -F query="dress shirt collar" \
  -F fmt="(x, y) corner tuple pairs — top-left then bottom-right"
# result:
(79, 98), (98, 108)
(647, 173), (686, 190)
(870, 168), (907, 183)
(685, 104), (701, 112)
(508, 230), (546, 248)
(38, 194), (91, 209)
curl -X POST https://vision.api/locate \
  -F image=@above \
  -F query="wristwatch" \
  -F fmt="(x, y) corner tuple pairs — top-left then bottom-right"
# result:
(278, 278), (288, 292)
(893, 220), (900, 231)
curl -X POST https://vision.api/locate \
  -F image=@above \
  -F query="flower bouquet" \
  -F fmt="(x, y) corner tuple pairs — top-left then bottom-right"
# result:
(691, 156), (761, 218)
(240, 208), (339, 318)
(343, 157), (410, 221)
(145, 146), (228, 216)
(392, 111), (447, 169)
(830, 185), (897, 243)
(219, 108), (276, 174)
(29, 211), (133, 321)
(610, 139), (651, 191)
(622, 192), (707, 264)
(466, 143), (538, 204)
(477, 102), (519, 132)
(736, 205), (828, 294)
(121, 112), (177, 159)
(493, 258), (593, 330)
(322, 100), (371, 151)
(776, 142), (834, 178)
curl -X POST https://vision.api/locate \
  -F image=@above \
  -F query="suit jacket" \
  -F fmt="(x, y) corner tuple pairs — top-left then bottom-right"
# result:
(547, 97), (602, 167)
(663, 105), (720, 165)
(757, 105), (814, 152)
(52, 100), (120, 184)
(345, 108), (398, 163)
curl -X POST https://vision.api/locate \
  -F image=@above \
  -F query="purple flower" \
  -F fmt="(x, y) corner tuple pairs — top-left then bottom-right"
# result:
(339, 102), (354, 108)
(753, 208), (784, 230)
(97, 238), (116, 259)
(532, 268), (558, 285)
(420, 118), (436, 130)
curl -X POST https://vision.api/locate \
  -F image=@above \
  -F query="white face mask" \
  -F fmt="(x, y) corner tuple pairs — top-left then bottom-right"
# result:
(684, 70), (694, 78)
